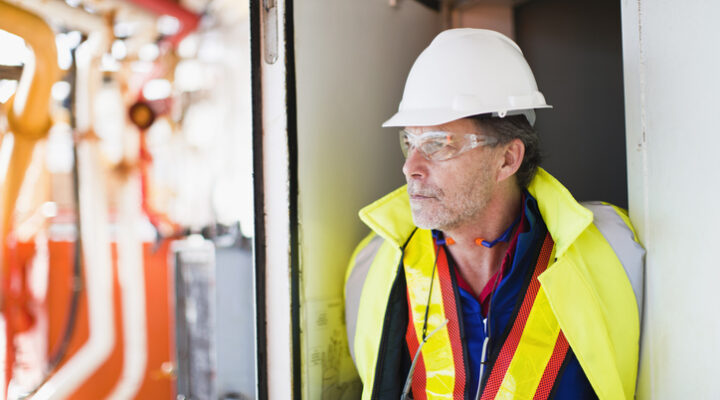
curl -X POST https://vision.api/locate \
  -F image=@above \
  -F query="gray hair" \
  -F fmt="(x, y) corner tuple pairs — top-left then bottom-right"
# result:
(470, 114), (541, 188)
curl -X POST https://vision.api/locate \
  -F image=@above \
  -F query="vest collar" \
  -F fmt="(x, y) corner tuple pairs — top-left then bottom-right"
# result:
(359, 185), (416, 249)
(359, 168), (593, 258)
(527, 168), (593, 258)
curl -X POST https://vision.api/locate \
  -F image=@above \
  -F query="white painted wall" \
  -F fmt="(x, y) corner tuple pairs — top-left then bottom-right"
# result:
(293, 1), (440, 397)
(621, 1), (720, 398)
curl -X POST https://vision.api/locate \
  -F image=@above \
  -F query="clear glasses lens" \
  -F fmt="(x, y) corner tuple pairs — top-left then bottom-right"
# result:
(399, 130), (411, 158)
(399, 130), (496, 161)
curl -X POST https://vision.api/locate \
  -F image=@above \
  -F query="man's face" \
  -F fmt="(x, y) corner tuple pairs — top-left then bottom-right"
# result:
(402, 118), (503, 231)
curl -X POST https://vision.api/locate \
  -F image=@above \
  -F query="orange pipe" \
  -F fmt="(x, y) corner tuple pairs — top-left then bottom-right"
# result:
(0, 3), (60, 395)
(0, 0), (60, 238)
(0, 1), (59, 140)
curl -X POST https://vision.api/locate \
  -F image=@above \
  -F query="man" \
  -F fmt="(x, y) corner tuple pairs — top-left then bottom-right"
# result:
(344, 29), (644, 399)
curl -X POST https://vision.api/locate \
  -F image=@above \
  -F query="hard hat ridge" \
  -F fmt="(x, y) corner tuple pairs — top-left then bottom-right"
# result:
(383, 28), (551, 128)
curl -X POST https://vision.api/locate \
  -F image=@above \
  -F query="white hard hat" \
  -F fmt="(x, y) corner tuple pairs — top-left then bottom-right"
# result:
(383, 28), (551, 127)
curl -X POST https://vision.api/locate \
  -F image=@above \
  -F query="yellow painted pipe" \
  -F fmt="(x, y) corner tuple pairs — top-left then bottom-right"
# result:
(0, 0), (60, 240)
(1, 1), (59, 139)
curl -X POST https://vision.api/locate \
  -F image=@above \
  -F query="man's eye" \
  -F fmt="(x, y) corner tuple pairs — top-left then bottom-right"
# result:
(402, 137), (414, 151)
(422, 140), (447, 154)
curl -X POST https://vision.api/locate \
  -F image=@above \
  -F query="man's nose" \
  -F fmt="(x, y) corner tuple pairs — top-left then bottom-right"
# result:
(402, 147), (428, 180)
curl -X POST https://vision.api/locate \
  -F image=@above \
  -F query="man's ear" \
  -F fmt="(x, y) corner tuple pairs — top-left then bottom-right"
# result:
(497, 138), (524, 183)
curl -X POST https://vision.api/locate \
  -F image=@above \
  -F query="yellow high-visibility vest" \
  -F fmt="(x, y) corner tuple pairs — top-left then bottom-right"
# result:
(345, 168), (643, 399)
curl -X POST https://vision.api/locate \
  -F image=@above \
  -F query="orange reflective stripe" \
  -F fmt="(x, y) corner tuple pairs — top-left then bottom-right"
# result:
(404, 229), (461, 399)
(406, 230), (571, 399)
(436, 244), (466, 398)
(405, 290), (427, 400)
(481, 233), (554, 400)
(533, 331), (570, 400)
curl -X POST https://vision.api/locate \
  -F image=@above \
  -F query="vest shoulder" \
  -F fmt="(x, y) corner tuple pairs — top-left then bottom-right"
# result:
(580, 201), (645, 320)
(542, 202), (643, 399)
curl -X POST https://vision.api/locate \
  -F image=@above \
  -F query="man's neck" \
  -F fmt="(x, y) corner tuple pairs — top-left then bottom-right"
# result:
(442, 184), (523, 297)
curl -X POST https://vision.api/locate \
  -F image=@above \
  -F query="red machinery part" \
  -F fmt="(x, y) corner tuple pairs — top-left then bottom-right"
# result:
(126, 0), (201, 48)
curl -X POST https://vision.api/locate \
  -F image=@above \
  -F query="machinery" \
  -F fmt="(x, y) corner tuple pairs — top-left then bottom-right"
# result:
(0, 0), (254, 398)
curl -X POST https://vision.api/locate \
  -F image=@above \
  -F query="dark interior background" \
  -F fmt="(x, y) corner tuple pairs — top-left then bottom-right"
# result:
(515, 0), (627, 208)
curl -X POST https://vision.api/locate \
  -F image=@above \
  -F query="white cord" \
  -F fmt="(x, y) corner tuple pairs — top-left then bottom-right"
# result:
(401, 319), (449, 400)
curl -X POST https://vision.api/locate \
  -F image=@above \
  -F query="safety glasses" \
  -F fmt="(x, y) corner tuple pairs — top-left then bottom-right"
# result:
(399, 129), (498, 161)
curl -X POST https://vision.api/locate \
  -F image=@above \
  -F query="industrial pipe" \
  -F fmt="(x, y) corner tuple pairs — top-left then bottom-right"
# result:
(0, 1), (59, 141)
(127, 0), (201, 47)
(5, 3), (160, 397)
(0, 0), (60, 239)
(106, 174), (148, 400)
(4, 0), (108, 38)
(0, 3), (60, 398)
(32, 34), (116, 399)
(81, 0), (158, 56)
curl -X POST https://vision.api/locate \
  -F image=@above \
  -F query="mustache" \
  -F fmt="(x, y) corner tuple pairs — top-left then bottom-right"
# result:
(407, 182), (443, 197)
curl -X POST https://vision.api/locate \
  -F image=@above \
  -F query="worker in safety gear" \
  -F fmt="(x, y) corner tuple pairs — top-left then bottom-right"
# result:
(344, 29), (644, 400)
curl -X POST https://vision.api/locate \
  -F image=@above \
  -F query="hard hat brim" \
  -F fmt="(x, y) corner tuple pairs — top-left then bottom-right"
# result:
(382, 105), (552, 128)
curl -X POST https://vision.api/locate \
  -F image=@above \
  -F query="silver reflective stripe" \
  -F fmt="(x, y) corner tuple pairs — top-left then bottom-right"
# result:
(345, 234), (384, 365)
(583, 202), (645, 318)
